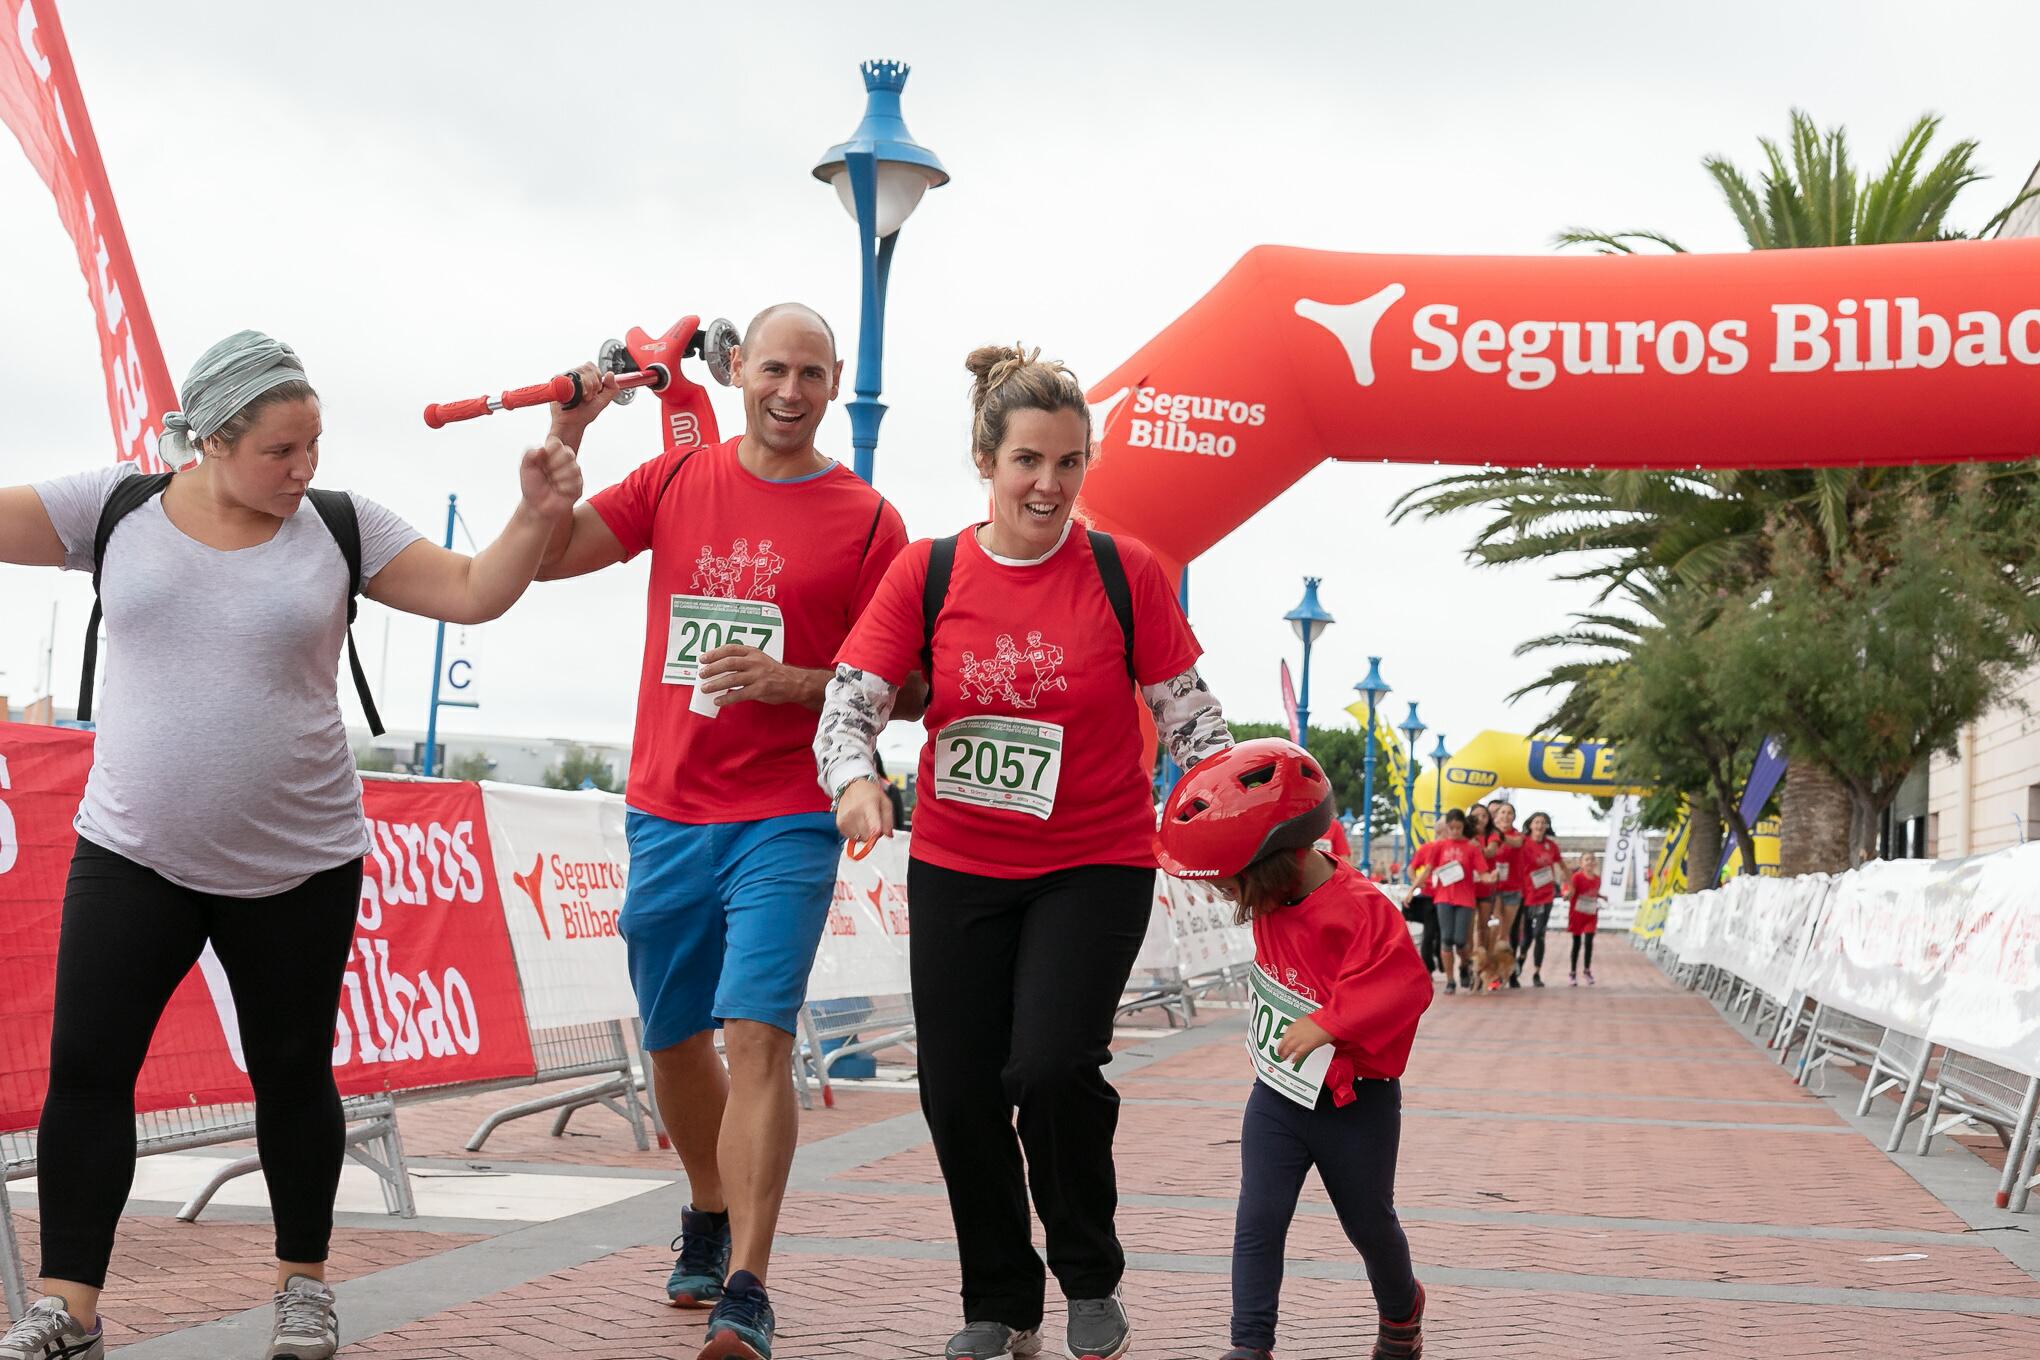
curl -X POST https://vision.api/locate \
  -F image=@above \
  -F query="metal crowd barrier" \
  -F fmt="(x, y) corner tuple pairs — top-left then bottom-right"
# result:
(1915, 1051), (2040, 1209)
(1795, 1004), (1884, 1087)
(462, 1019), (649, 1153)
(1857, 1029), (1937, 1150)
(795, 997), (916, 1111)
(2, 1094), (412, 1319)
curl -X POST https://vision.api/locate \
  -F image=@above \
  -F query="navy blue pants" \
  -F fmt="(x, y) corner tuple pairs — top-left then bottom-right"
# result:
(1232, 1077), (1418, 1349)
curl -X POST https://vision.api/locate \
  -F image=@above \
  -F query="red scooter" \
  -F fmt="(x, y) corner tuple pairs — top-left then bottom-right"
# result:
(422, 315), (738, 452)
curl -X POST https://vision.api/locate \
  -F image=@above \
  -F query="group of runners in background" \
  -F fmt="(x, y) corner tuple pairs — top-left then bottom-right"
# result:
(1406, 800), (1603, 993)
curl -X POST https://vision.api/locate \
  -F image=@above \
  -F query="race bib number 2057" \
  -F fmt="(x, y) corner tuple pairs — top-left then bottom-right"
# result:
(932, 716), (1063, 820)
(664, 596), (784, 686)
(1246, 966), (1334, 1109)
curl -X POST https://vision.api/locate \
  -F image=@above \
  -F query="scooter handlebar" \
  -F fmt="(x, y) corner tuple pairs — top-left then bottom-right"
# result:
(422, 374), (577, 428)
(422, 395), (492, 429)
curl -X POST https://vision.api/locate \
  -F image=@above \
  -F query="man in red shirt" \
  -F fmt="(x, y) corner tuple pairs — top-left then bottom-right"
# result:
(536, 304), (912, 1360)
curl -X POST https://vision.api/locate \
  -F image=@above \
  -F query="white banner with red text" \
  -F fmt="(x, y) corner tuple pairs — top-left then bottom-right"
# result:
(1654, 844), (2040, 1079)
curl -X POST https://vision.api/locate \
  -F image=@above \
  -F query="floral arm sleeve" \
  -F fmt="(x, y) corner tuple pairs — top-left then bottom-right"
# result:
(1141, 664), (1232, 770)
(815, 664), (900, 796)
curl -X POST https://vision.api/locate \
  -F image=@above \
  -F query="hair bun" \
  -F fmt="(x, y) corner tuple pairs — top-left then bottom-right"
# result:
(966, 343), (1043, 403)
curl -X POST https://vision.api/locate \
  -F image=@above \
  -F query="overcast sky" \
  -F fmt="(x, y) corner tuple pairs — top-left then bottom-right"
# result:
(4, 1), (2035, 832)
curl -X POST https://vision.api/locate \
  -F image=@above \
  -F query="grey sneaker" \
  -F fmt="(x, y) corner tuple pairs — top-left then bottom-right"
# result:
(267, 1275), (338, 1359)
(1066, 1290), (1131, 1360)
(945, 1320), (1044, 1360)
(0, 1297), (102, 1360)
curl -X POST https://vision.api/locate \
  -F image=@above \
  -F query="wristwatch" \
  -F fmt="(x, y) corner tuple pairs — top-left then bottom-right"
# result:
(830, 772), (884, 812)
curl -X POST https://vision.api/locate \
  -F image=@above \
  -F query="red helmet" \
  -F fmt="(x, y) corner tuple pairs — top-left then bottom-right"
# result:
(1154, 738), (1335, 878)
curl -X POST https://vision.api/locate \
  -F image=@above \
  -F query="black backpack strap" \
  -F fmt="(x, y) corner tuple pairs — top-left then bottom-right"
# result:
(1086, 529), (1137, 680)
(860, 496), (889, 564)
(920, 534), (960, 679)
(77, 471), (174, 723)
(306, 488), (385, 738)
(653, 448), (698, 515)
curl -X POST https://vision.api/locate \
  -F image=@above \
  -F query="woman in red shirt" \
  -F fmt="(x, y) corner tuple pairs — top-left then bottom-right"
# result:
(818, 345), (1231, 1360)
(1513, 812), (1567, 988)
(1568, 851), (1603, 985)
(1155, 738), (1431, 1360)
(1408, 810), (1488, 996)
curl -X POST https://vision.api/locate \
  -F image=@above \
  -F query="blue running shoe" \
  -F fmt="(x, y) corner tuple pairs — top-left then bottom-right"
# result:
(698, 1270), (775, 1360)
(666, 1205), (731, 1309)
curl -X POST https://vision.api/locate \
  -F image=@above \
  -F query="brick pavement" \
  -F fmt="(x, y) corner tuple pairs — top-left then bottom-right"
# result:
(9, 936), (2040, 1356)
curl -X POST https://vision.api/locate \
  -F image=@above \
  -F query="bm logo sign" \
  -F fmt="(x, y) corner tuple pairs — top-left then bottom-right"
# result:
(1447, 768), (1498, 788)
(1527, 739), (1622, 788)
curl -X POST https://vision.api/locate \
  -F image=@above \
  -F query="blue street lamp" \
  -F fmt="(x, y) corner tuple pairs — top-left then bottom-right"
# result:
(1346, 660), (1395, 872)
(1398, 701), (1426, 876)
(813, 59), (949, 485)
(1429, 731), (1451, 836)
(1284, 578), (1335, 750)
(1352, 656), (1389, 874)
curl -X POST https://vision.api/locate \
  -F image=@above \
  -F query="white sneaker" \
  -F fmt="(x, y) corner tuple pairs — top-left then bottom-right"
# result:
(267, 1275), (339, 1359)
(0, 1297), (103, 1360)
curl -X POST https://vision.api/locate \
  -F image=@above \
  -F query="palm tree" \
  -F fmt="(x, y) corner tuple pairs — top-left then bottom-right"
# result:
(1395, 111), (2040, 874)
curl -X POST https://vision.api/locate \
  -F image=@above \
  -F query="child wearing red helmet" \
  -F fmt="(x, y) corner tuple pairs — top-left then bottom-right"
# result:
(1156, 739), (1432, 1360)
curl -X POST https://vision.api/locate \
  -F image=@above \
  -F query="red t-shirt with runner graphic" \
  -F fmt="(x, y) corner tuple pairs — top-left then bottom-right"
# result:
(1410, 836), (1489, 908)
(1517, 836), (1566, 905)
(836, 526), (1201, 878)
(590, 438), (907, 824)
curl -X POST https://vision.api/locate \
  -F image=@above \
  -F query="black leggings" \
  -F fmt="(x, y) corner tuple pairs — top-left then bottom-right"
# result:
(1570, 932), (1596, 971)
(1233, 1079), (1418, 1349)
(906, 858), (1152, 1331)
(37, 837), (362, 1287)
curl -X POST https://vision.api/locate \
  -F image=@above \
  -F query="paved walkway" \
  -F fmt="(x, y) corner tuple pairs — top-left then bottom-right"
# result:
(9, 937), (2040, 1356)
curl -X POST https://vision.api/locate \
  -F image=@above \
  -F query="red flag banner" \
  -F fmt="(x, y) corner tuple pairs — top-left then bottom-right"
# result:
(1, 0), (175, 471)
(0, 725), (535, 1131)
(1080, 240), (2040, 570)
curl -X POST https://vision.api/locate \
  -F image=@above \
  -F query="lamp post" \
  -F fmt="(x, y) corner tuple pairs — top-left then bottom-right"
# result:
(1429, 731), (1451, 838)
(1352, 656), (1389, 874)
(812, 59), (949, 486)
(1398, 701), (1426, 877)
(1283, 578), (1335, 750)
(422, 494), (479, 777)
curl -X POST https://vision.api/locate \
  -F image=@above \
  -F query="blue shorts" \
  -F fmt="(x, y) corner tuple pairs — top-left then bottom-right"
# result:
(619, 809), (840, 1047)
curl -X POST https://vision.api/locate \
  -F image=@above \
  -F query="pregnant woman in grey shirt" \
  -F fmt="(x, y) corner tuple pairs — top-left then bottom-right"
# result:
(0, 331), (581, 1360)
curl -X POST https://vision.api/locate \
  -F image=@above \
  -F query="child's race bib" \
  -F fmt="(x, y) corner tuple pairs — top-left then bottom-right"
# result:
(1578, 894), (1603, 916)
(932, 716), (1064, 820)
(1432, 859), (1466, 888)
(1245, 967), (1335, 1109)
(1530, 865), (1557, 889)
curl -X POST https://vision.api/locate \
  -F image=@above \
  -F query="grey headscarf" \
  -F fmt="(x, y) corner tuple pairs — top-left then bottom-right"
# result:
(160, 329), (309, 462)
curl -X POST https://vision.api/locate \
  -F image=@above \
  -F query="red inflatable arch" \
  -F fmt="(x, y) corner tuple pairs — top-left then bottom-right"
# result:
(1077, 238), (2040, 571)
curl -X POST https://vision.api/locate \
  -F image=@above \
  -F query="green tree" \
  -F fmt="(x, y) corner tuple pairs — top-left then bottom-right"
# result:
(543, 744), (621, 793)
(1227, 721), (1407, 842)
(444, 751), (496, 782)
(1393, 110), (2040, 873)
(1710, 488), (2040, 861)
(1512, 584), (1764, 885)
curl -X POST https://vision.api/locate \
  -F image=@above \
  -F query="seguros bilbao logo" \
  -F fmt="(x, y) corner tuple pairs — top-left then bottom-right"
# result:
(510, 851), (626, 942)
(1294, 284), (2040, 393)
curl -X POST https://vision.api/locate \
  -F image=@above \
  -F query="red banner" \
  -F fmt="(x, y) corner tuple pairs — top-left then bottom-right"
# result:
(0, 724), (534, 1131)
(1080, 239), (2040, 571)
(1, 0), (176, 471)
